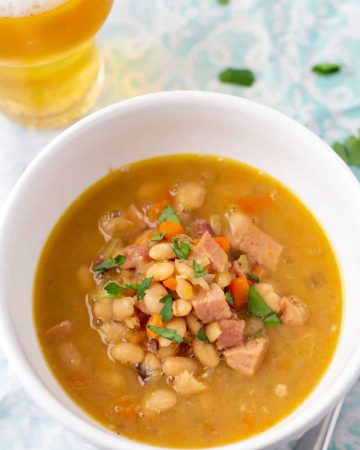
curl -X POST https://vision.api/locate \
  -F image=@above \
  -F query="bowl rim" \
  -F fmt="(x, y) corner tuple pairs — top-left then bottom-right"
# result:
(1, 90), (360, 450)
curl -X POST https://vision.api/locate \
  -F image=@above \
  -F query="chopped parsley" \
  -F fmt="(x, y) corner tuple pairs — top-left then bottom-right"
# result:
(218, 0), (229, 4)
(193, 260), (207, 278)
(225, 292), (235, 305)
(146, 325), (183, 343)
(247, 273), (260, 283)
(158, 204), (181, 224)
(97, 281), (127, 299)
(173, 238), (191, 260)
(197, 327), (210, 343)
(160, 294), (173, 322)
(93, 254), (126, 272)
(151, 231), (167, 241)
(333, 132), (360, 167)
(135, 277), (153, 300)
(312, 63), (341, 76)
(218, 68), (255, 87)
(247, 286), (281, 326)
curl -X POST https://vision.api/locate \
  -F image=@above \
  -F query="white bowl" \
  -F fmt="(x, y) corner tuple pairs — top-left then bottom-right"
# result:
(1, 91), (360, 450)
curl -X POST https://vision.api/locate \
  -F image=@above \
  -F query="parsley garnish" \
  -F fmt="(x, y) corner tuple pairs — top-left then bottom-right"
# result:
(247, 273), (260, 283)
(146, 325), (183, 343)
(312, 63), (341, 76)
(151, 231), (167, 241)
(218, 0), (229, 4)
(193, 260), (207, 278)
(197, 327), (210, 343)
(219, 68), (255, 87)
(93, 254), (126, 272)
(333, 132), (360, 167)
(158, 204), (181, 224)
(173, 238), (191, 260)
(160, 294), (173, 322)
(225, 292), (235, 305)
(247, 286), (281, 326)
(97, 281), (126, 299)
(135, 277), (153, 300)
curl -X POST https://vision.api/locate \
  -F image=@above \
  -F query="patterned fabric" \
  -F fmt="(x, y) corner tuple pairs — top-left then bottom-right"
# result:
(0, 1), (359, 449)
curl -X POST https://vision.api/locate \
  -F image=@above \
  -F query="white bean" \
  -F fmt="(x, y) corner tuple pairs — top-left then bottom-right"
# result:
(144, 389), (177, 413)
(111, 343), (145, 365)
(176, 276), (193, 300)
(162, 357), (200, 376)
(186, 314), (202, 335)
(147, 262), (175, 281)
(157, 344), (178, 358)
(216, 271), (233, 289)
(93, 299), (113, 322)
(205, 321), (222, 343)
(193, 338), (220, 368)
(167, 317), (186, 338)
(112, 297), (135, 321)
(144, 283), (168, 313)
(172, 299), (192, 317)
(173, 370), (207, 395)
(142, 353), (161, 378)
(149, 243), (175, 261)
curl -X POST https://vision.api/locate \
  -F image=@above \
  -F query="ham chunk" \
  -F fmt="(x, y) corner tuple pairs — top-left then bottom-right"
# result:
(217, 319), (245, 349)
(224, 337), (269, 375)
(279, 296), (308, 326)
(192, 283), (231, 323)
(46, 320), (73, 340)
(121, 243), (150, 270)
(196, 231), (228, 272)
(228, 213), (282, 271)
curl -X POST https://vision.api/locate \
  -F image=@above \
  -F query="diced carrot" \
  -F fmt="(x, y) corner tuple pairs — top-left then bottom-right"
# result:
(146, 313), (164, 339)
(147, 199), (170, 222)
(163, 277), (177, 291)
(159, 221), (184, 239)
(214, 236), (230, 253)
(229, 277), (249, 309)
(238, 194), (273, 215)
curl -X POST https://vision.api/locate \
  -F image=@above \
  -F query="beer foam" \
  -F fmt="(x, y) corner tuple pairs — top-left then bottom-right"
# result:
(0, 0), (68, 18)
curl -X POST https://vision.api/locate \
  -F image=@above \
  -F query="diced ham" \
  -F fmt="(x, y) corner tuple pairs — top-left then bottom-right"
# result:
(228, 213), (283, 271)
(254, 282), (281, 313)
(192, 283), (231, 323)
(279, 296), (308, 326)
(196, 231), (228, 272)
(216, 319), (245, 349)
(46, 320), (73, 340)
(192, 219), (214, 238)
(224, 337), (269, 375)
(58, 342), (84, 372)
(121, 243), (150, 270)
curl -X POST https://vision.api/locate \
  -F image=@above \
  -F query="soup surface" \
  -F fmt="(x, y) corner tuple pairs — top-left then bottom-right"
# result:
(34, 155), (342, 448)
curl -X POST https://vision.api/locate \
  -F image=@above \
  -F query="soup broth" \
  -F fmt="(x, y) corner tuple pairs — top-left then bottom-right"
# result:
(34, 155), (341, 448)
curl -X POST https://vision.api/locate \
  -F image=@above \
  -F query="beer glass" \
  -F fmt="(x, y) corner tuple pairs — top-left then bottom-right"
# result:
(0, 0), (114, 127)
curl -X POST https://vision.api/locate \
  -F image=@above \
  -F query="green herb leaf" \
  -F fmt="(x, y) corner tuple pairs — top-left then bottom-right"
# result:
(332, 132), (360, 167)
(218, 0), (229, 4)
(219, 68), (255, 87)
(93, 254), (126, 272)
(160, 294), (173, 322)
(247, 286), (281, 326)
(312, 63), (341, 76)
(158, 204), (181, 224)
(173, 238), (191, 260)
(151, 231), (167, 242)
(197, 327), (210, 343)
(193, 260), (207, 278)
(147, 325), (183, 343)
(225, 292), (235, 305)
(97, 281), (127, 299)
(136, 277), (153, 300)
(247, 273), (260, 283)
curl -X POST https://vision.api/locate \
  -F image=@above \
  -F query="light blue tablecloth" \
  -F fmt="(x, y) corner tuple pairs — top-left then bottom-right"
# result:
(1, 1), (360, 449)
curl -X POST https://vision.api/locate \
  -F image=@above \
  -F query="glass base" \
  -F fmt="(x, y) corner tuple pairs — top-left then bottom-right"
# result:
(0, 40), (103, 128)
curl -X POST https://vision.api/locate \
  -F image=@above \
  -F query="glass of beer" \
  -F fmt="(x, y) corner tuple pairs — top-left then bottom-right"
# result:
(0, 0), (114, 127)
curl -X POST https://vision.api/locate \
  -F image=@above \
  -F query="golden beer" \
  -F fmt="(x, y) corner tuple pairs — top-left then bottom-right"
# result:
(0, 0), (113, 127)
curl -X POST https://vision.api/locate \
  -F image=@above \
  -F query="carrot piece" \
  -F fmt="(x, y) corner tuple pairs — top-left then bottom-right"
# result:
(147, 199), (169, 222)
(214, 236), (230, 253)
(163, 277), (177, 291)
(159, 221), (184, 239)
(238, 194), (273, 215)
(229, 277), (249, 309)
(146, 313), (164, 339)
